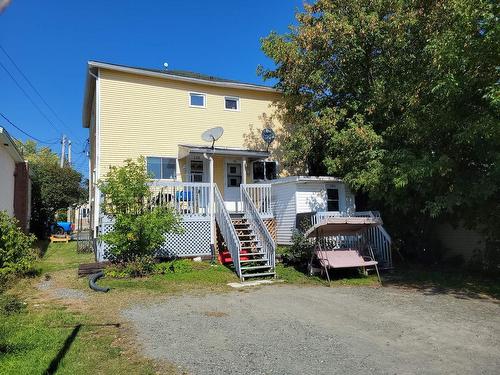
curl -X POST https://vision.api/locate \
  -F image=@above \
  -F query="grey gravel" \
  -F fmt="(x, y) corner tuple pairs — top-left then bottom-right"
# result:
(122, 285), (500, 375)
(37, 279), (88, 300)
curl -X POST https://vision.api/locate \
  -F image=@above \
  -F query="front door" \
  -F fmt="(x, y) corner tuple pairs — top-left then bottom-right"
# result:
(224, 161), (242, 212)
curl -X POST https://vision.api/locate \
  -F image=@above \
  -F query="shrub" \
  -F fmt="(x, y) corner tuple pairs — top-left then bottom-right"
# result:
(281, 230), (314, 265)
(0, 211), (36, 283)
(98, 157), (181, 263)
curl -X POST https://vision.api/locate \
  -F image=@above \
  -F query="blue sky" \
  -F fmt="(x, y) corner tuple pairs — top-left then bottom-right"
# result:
(0, 0), (302, 177)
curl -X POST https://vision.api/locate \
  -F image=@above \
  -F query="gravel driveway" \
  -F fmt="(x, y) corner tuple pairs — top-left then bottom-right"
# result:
(122, 285), (500, 374)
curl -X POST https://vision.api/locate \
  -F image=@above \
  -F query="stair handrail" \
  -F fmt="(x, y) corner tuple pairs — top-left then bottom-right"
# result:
(214, 185), (242, 278)
(241, 187), (276, 270)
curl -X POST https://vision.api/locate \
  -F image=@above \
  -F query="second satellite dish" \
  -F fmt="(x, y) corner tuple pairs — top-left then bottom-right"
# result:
(201, 126), (224, 149)
(261, 128), (276, 151)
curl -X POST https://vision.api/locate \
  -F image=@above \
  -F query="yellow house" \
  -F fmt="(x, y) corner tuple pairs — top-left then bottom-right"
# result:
(82, 61), (392, 279)
(82, 61), (284, 279)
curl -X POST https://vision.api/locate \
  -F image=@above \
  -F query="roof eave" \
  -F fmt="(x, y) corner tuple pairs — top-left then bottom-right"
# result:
(0, 127), (25, 162)
(178, 144), (269, 159)
(82, 64), (97, 129)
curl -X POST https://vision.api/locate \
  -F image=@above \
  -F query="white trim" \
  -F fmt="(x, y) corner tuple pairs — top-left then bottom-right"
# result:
(224, 96), (240, 112)
(188, 92), (206, 108)
(87, 61), (278, 93)
(93, 69), (101, 233)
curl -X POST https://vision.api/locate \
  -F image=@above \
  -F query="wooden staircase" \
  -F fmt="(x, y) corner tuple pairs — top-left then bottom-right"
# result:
(218, 214), (275, 279)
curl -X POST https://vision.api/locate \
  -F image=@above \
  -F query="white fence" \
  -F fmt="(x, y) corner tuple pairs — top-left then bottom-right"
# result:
(241, 184), (272, 219)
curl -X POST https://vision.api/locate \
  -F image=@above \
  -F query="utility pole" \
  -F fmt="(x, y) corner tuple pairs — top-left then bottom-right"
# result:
(60, 135), (66, 167)
(67, 139), (72, 165)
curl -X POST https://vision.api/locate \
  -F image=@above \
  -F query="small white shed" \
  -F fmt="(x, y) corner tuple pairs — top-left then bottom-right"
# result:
(271, 176), (356, 245)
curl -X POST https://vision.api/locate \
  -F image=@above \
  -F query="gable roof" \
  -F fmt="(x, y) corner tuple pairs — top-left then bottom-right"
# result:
(91, 60), (272, 87)
(82, 60), (278, 128)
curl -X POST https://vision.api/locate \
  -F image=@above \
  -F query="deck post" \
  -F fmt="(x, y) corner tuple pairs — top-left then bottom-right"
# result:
(204, 153), (216, 259)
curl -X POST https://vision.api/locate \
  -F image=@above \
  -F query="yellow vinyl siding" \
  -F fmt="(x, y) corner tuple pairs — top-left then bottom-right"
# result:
(98, 69), (280, 178)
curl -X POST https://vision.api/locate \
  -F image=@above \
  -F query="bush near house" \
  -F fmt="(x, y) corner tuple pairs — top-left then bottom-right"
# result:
(0, 211), (36, 285)
(98, 157), (181, 265)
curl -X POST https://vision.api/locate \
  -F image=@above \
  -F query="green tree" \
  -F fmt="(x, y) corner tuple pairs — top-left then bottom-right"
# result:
(260, 0), (500, 256)
(17, 140), (86, 237)
(98, 157), (181, 263)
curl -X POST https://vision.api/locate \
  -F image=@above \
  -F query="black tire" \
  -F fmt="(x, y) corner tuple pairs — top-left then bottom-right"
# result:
(54, 225), (65, 235)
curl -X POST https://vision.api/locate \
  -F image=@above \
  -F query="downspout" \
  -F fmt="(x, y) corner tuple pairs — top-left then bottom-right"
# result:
(203, 152), (215, 262)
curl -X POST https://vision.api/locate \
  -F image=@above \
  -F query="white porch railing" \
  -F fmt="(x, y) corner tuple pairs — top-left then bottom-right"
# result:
(311, 210), (381, 226)
(214, 185), (243, 279)
(241, 187), (276, 271)
(240, 183), (272, 218)
(311, 210), (392, 268)
(147, 181), (210, 217)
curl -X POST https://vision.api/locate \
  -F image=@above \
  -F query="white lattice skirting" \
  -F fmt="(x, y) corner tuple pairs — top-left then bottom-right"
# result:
(96, 216), (212, 262)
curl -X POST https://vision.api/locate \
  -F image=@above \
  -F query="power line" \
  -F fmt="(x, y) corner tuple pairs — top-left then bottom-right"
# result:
(0, 44), (81, 142)
(0, 111), (60, 145)
(0, 59), (64, 138)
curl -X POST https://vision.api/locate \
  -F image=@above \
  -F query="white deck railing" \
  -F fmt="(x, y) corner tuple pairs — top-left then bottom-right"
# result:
(214, 185), (243, 279)
(311, 210), (381, 226)
(147, 181), (211, 217)
(241, 184), (272, 218)
(241, 187), (276, 270)
(311, 210), (392, 268)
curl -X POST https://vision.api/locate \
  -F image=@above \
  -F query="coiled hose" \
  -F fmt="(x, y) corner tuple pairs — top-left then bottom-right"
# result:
(89, 271), (110, 292)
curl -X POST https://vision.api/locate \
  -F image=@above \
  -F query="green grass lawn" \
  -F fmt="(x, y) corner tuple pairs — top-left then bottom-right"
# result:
(0, 296), (159, 375)
(103, 261), (239, 293)
(0, 242), (172, 375)
(36, 241), (94, 274)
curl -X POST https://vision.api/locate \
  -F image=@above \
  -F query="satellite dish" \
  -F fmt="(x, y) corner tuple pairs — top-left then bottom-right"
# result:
(261, 128), (276, 151)
(163, 62), (169, 70)
(201, 126), (224, 149)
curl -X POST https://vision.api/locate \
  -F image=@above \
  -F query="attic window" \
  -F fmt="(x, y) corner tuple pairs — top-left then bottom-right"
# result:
(224, 96), (239, 111)
(189, 92), (206, 108)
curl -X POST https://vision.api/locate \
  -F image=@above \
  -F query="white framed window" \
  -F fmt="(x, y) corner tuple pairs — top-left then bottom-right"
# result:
(224, 96), (240, 111)
(189, 92), (206, 108)
(146, 157), (177, 179)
